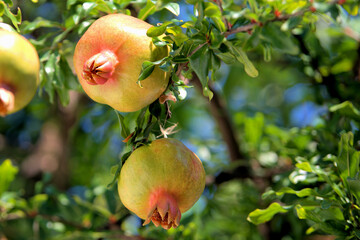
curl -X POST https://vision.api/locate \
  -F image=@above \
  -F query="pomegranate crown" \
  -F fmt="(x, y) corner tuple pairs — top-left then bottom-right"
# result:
(143, 190), (181, 230)
(0, 87), (15, 117)
(82, 50), (119, 85)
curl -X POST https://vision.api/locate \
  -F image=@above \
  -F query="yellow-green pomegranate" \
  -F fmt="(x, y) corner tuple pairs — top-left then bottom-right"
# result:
(73, 14), (169, 112)
(118, 138), (206, 229)
(0, 30), (40, 116)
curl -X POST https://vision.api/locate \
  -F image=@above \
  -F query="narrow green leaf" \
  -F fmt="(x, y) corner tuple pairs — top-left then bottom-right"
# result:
(149, 100), (162, 118)
(204, 2), (221, 17)
(274, 187), (319, 198)
(348, 177), (360, 202)
(138, 61), (155, 86)
(0, 2), (5, 17)
(225, 42), (258, 77)
(247, 202), (289, 225)
(189, 45), (209, 86)
(261, 24), (299, 55)
(3, 0), (12, 7)
(0, 159), (18, 196)
(3, 6), (21, 31)
(138, 0), (155, 20)
(164, 3), (180, 16)
(295, 205), (321, 222)
(336, 132), (359, 189)
(44, 53), (57, 103)
(147, 25), (167, 37)
(203, 86), (213, 101)
(114, 110), (130, 139)
(216, 52), (236, 64)
(172, 55), (188, 63)
(329, 101), (360, 122)
(67, 0), (78, 9)
(21, 17), (62, 33)
(107, 151), (131, 188)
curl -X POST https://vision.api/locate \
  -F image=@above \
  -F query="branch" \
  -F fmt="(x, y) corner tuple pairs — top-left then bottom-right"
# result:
(190, 73), (251, 181)
(224, 9), (308, 37)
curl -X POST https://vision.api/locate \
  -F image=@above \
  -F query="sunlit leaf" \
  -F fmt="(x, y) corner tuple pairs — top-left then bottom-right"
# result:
(247, 203), (289, 225)
(0, 159), (18, 196)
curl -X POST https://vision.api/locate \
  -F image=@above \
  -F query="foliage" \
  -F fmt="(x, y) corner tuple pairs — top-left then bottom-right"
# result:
(0, 0), (360, 239)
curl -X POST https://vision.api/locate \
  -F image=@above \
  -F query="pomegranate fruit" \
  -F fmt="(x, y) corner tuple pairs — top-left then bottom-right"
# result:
(73, 14), (169, 112)
(0, 30), (40, 116)
(118, 138), (206, 229)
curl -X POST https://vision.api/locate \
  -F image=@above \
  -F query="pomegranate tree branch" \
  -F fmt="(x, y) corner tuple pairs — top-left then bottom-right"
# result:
(224, 9), (308, 37)
(190, 73), (250, 180)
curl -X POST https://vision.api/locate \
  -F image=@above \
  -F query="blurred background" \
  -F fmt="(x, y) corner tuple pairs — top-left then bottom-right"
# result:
(1, 0), (360, 239)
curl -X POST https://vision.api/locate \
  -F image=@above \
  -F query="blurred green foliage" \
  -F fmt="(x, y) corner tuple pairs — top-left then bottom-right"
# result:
(0, 0), (360, 240)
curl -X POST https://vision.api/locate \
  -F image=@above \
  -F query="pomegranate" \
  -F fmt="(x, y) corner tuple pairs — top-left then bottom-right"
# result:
(0, 30), (40, 116)
(118, 138), (206, 229)
(73, 14), (169, 112)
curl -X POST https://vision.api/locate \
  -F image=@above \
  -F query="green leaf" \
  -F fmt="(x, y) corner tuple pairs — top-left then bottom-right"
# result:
(0, 159), (18, 196)
(21, 17), (62, 33)
(216, 52), (237, 64)
(244, 112), (264, 149)
(274, 187), (320, 198)
(329, 101), (360, 122)
(3, 0), (13, 7)
(203, 86), (213, 101)
(59, 56), (80, 90)
(204, 2), (221, 17)
(166, 25), (188, 46)
(172, 55), (188, 63)
(114, 110), (130, 139)
(247, 203), (289, 225)
(295, 205), (321, 222)
(0, 2), (5, 17)
(189, 45), (209, 87)
(337, 132), (359, 189)
(138, 0), (155, 20)
(3, 6), (21, 31)
(348, 177), (360, 202)
(149, 100), (161, 119)
(295, 162), (314, 172)
(147, 25), (167, 37)
(66, 0), (78, 9)
(107, 151), (131, 188)
(44, 52), (57, 103)
(211, 16), (226, 32)
(30, 194), (48, 209)
(225, 41), (258, 77)
(164, 3), (180, 16)
(261, 23), (299, 55)
(138, 61), (155, 86)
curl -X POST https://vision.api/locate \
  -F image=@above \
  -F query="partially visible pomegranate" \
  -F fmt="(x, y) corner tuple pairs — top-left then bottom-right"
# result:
(118, 138), (206, 229)
(0, 30), (40, 116)
(73, 14), (169, 112)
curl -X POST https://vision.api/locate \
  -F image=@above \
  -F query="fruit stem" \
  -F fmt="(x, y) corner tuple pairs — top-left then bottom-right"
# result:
(0, 87), (15, 117)
(82, 50), (119, 85)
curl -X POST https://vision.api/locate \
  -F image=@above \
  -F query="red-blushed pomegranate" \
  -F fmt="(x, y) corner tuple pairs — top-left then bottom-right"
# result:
(118, 138), (206, 229)
(0, 30), (40, 116)
(73, 14), (169, 112)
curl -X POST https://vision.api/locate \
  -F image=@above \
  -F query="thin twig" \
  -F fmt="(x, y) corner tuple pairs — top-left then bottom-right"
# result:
(213, 0), (231, 30)
(224, 9), (307, 37)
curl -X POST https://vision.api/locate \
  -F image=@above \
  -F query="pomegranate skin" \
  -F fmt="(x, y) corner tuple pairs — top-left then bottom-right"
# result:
(0, 30), (40, 116)
(73, 14), (169, 112)
(118, 138), (206, 229)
